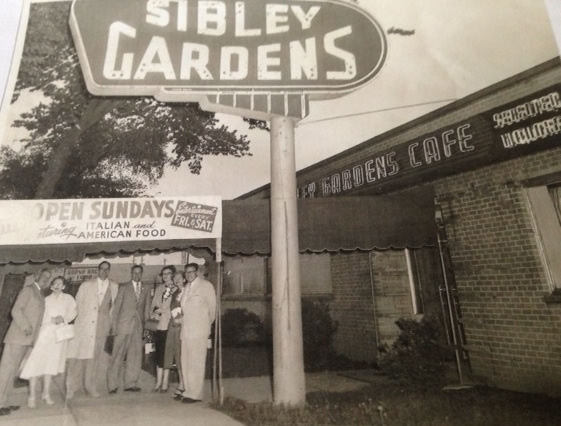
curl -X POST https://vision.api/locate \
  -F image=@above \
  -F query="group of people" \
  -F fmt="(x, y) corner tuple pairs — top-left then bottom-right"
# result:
(0, 260), (216, 417)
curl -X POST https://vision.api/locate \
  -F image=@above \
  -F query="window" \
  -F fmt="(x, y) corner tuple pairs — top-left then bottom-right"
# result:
(265, 253), (333, 296)
(223, 256), (267, 296)
(525, 183), (561, 290)
(299, 253), (333, 296)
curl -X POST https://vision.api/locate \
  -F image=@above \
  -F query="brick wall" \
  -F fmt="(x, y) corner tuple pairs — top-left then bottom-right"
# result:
(434, 148), (561, 395)
(306, 60), (561, 394)
(324, 60), (561, 394)
(240, 59), (561, 394)
(370, 250), (416, 346)
(330, 250), (416, 361)
(330, 251), (377, 361)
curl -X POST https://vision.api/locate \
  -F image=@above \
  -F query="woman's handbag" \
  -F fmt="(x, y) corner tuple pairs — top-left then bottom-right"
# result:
(55, 323), (75, 342)
(144, 318), (159, 332)
(104, 334), (114, 355)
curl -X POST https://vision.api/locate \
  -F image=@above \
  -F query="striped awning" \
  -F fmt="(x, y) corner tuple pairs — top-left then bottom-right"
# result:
(0, 187), (436, 263)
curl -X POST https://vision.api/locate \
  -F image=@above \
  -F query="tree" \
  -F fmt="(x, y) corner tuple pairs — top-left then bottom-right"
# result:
(0, 1), (253, 199)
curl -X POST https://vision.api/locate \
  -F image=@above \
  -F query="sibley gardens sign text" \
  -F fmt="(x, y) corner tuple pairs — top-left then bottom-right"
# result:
(69, 0), (386, 98)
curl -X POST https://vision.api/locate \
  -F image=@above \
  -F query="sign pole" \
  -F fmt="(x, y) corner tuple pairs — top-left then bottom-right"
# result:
(270, 115), (306, 407)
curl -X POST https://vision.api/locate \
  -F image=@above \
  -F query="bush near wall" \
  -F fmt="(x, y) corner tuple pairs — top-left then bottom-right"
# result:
(301, 298), (339, 371)
(378, 316), (453, 387)
(220, 300), (340, 371)
(221, 308), (267, 347)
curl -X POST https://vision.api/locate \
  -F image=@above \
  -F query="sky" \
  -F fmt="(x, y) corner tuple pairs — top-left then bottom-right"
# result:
(0, 0), (560, 200)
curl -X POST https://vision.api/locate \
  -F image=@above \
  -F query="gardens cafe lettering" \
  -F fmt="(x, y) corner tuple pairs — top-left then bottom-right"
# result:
(299, 86), (561, 198)
(70, 0), (387, 96)
(299, 123), (475, 198)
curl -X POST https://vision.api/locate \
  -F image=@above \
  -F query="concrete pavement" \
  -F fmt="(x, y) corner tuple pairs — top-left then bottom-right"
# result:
(0, 370), (244, 426)
(0, 370), (369, 425)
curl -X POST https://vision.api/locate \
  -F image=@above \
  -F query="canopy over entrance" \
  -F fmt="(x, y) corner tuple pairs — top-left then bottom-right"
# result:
(0, 187), (435, 264)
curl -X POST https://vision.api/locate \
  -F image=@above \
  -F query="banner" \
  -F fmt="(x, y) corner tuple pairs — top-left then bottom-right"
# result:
(0, 196), (222, 245)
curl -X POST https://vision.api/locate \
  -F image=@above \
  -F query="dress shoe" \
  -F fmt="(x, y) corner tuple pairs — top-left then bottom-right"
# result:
(42, 394), (54, 405)
(0, 407), (11, 416)
(124, 387), (141, 392)
(108, 389), (118, 394)
(181, 397), (201, 404)
(7, 406), (19, 411)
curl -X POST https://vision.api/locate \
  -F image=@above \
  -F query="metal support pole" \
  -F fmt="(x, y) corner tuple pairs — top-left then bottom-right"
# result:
(270, 115), (306, 407)
(212, 239), (224, 404)
(216, 238), (224, 405)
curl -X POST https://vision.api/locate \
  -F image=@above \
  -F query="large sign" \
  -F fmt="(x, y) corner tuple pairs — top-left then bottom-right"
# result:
(69, 0), (386, 99)
(298, 85), (561, 197)
(0, 196), (222, 245)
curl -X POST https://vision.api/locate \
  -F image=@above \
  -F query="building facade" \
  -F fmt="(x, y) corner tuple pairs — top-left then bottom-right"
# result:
(240, 58), (561, 395)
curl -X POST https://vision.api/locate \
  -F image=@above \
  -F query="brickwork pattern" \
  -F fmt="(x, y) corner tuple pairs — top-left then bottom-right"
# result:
(330, 251), (378, 361)
(370, 250), (415, 346)
(434, 148), (561, 395)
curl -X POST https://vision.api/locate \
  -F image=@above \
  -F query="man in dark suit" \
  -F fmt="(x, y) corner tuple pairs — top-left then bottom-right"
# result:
(0, 269), (51, 416)
(108, 264), (151, 393)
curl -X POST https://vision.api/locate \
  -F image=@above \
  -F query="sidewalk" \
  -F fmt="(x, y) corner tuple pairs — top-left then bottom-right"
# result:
(0, 370), (370, 425)
(0, 370), (243, 426)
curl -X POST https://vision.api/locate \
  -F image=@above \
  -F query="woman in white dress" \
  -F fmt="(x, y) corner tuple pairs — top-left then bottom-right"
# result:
(20, 276), (77, 407)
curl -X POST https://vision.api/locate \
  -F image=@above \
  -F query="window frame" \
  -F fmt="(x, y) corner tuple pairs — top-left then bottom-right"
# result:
(524, 176), (561, 296)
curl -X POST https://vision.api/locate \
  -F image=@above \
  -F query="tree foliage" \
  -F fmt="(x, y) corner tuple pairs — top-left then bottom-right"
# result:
(1, 1), (253, 199)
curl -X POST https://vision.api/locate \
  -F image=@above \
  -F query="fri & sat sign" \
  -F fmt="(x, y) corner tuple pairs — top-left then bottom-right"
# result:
(69, 0), (386, 97)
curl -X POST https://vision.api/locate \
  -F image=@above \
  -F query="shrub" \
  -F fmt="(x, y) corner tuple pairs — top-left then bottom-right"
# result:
(377, 316), (453, 387)
(301, 299), (338, 372)
(221, 308), (266, 346)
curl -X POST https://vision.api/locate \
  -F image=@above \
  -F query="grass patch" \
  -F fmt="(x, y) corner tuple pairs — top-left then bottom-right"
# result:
(214, 380), (561, 425)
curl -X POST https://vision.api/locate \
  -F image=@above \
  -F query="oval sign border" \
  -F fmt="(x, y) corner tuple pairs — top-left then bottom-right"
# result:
(70, 0), (387, 99)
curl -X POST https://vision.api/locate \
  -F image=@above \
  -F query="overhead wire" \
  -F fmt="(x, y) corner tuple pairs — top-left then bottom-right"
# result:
(300, 98), (458, 125)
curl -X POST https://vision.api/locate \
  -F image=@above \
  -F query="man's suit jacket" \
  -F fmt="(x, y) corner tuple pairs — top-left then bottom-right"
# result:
(112, 281), (150, 335)
(3, 283), (45, 346)
(67, 278), (118, 360)
(180, 277), (216, 340)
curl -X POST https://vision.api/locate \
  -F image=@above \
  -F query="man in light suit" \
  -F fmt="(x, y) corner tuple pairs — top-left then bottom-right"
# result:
(0, 269), (51, 416)
(107, 264), (151, 393)
(179, 263), (216, 403)
(66, 261), (118, 398)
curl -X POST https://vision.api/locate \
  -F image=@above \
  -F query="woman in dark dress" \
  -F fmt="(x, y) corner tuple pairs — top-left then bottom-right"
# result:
(164, 271), (186, 399)
(149, 265), (177, 392)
